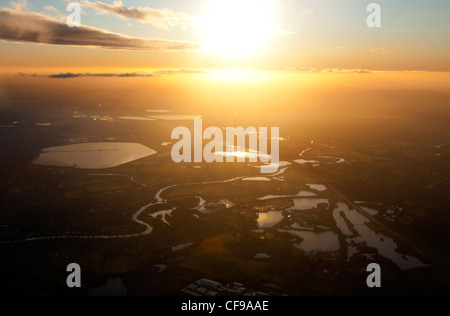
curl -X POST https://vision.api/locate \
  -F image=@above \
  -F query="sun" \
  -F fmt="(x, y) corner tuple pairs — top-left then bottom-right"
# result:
(202, 0), (278, 58)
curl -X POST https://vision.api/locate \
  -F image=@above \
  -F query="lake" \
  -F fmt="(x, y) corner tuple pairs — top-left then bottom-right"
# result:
(33, 142), (157, 169)
(279, 229), (340, 253)
(257, 211), (284, 228)
(334, 202), (428, 270)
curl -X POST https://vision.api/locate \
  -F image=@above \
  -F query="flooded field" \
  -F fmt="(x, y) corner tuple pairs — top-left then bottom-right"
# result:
(0, 90), (449, 296)
(279, 229), (340, 253)
(33, 143), (157, 169)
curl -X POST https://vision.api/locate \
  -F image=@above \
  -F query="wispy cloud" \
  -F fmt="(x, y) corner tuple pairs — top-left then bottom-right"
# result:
(17, 69), (211, 79)
(42, 5), (59, 14)
(270, 67), (425, 74)
(18, 68), (426, 79)
(152, 69), (210, 75)
(82, 0), (194, 30)
(10, 0), (30, 11)
(17, 72), (154, 78)
(371, 48), (392, 54)
(48, 73), (154, 79)
(277, 67), (374, 74)
(42, 5), (65, 21)
(0, 9), (200, 51)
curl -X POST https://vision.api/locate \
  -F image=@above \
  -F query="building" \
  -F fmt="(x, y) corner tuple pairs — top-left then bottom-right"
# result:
(182, 278), (274, 297)
(197, 279), (224, 290)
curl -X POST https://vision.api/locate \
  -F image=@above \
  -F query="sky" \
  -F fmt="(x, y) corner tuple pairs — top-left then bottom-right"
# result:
(0, 0), (449, 72)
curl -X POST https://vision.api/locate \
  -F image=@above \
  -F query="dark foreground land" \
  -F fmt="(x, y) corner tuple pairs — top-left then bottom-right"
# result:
(0, 86), (449, 296)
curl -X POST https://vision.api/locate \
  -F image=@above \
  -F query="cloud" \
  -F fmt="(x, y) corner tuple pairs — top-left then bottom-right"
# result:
(83, 0), (193, 30)
(0, 9), (200, 51)
(10, 0), (30, 11)
(17, 72), (38, 77)
(42, 5), (59, 13)
(47, 73), (154, 79)
(282, 67), (374, 74)
(152, 69), (210, 75)
(371, 48), (392, 54)
(41, 5), (66, 21)
(17, 70), (211, 78)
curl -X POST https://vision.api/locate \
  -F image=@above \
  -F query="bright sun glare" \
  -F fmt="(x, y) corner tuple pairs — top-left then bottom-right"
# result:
(203, 0), (278, 58)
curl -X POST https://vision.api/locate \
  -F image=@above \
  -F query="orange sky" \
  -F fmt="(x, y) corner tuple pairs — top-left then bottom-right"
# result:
(0, 0), (449, 72)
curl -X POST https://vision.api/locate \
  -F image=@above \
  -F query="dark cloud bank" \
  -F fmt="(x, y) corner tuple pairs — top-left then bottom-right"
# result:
(0, 9), (200, 51)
